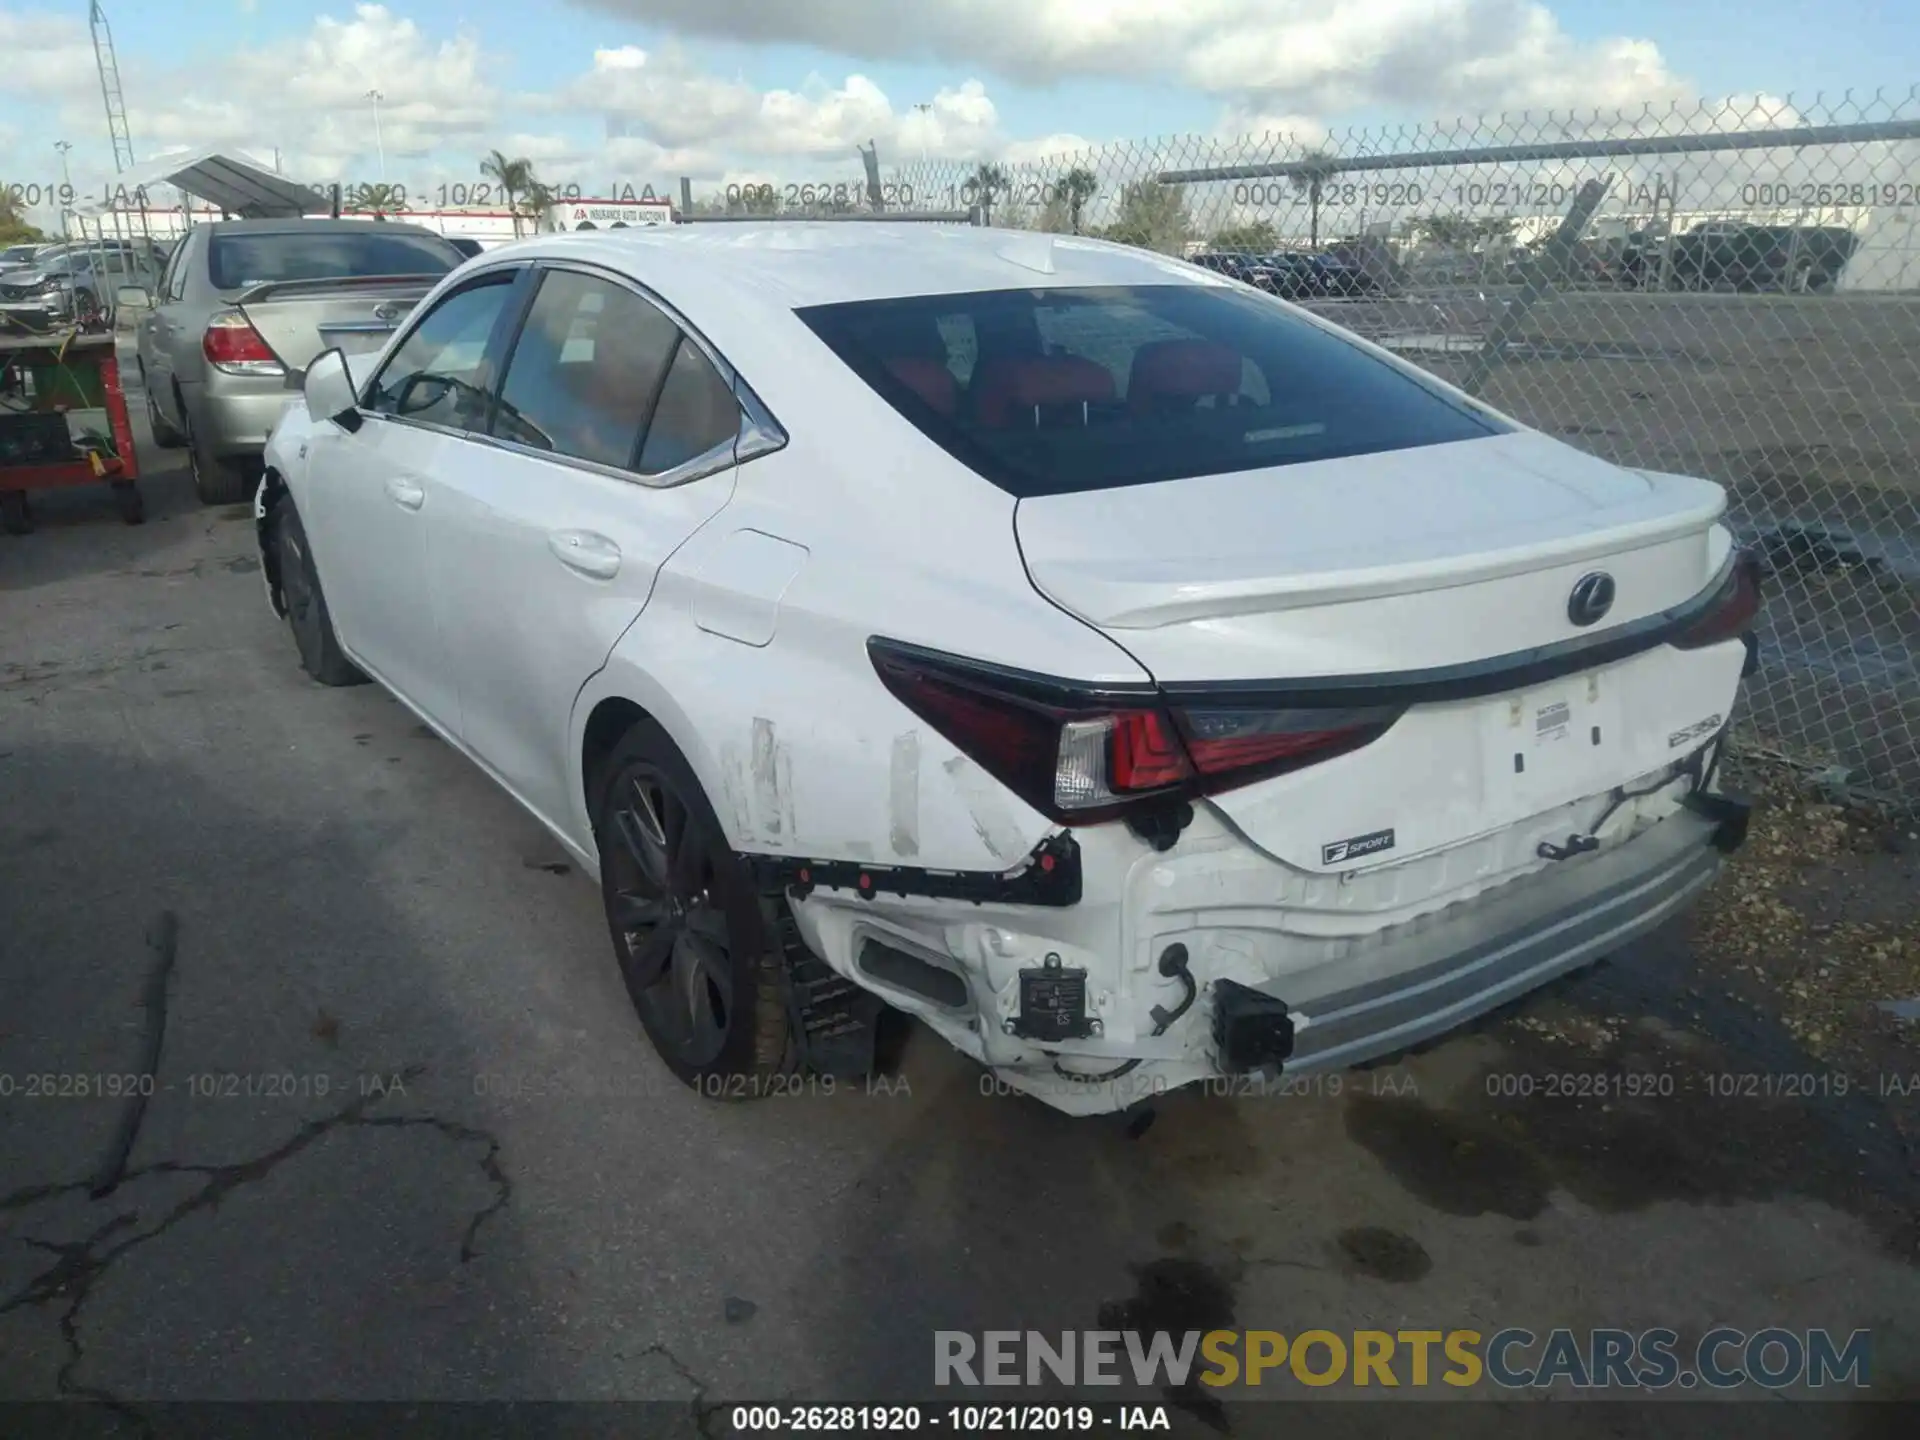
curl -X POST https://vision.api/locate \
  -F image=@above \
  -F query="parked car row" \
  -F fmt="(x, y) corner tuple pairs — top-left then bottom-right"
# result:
(0, 238), (170, 326)
(1493, 221), (1860, 292)
(1620, 222), (1860, 292)
(1188, 248), (1384, 298)
(0, 241), (56, 274)
(242, 221), (1761, 1118)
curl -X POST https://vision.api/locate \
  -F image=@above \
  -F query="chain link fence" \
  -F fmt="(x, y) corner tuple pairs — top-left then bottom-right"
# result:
(840, 90), (1920, 804)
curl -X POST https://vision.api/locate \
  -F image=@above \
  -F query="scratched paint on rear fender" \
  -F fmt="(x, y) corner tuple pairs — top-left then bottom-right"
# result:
(889, 731), (922, 857)
(751, 718), (783, 839)
(942, 754), (1025, 864)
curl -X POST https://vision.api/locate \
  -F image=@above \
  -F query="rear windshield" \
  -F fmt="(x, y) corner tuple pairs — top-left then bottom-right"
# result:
(209, 230), (462, 291)
(796, 284), (1506, 496)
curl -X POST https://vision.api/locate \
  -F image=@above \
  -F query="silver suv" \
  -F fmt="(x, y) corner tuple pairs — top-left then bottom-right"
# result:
(125, 218), (467, 504)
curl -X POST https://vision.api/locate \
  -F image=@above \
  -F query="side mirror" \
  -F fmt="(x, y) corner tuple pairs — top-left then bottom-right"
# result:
(116, 285), (152, 309)
(395, 374), (454, 416)
(303, 348), (362, 433)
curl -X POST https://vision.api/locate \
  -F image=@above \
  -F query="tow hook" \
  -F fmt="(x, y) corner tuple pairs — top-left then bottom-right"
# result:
(1683, 790), (1753, 854)
(1212, 978), (1295, 1073)
(1537, 833), (1601, 862)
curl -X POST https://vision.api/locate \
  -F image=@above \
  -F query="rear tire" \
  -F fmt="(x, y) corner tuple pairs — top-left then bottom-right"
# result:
(0, 491), (30, 535)
(113, 481), (145, 526)
(143, 369), (184, 449)
(594, 720), (796, 1092)
(273, 500), (366, 687)
(183, 397), (253, 506)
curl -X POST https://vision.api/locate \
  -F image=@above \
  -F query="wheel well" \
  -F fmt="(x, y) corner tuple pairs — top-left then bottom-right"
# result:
(257, 468), (289, 614)
(582, 696), (652, 817)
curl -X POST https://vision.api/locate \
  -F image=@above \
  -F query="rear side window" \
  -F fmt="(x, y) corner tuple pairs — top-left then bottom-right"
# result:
(638, 341), (738, 474)
(208, 230), (461, 291)
(492, 270), (682, 469)
(797, 284), (1506, 497)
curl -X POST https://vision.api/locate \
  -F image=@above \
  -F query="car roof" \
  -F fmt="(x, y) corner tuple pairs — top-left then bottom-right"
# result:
(507, 223), (1228, 311)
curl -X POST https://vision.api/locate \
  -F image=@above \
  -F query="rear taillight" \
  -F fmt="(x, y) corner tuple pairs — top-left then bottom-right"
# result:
(1671, 548), (1763, 651)
(870, 640), (1400, 826)
(203, 311), (283, 375)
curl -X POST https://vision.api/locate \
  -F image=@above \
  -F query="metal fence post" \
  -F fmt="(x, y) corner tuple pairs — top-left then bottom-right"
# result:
(1460, 176), (1612, 394)
(1657, 171), (1680, 291)
(859, 142), (884, 213)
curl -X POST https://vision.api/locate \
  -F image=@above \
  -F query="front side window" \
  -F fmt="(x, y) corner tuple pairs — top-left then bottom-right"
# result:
(364, 275), (517, 430)
(491, 271), (684, 469)
(797, 283), (1507, 497)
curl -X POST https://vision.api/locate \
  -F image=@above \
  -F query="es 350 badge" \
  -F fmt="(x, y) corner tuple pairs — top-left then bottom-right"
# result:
(1668, 713), (1724, 749)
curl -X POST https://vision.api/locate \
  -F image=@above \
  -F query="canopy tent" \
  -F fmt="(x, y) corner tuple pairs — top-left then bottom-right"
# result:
(73, 148), (319, 219)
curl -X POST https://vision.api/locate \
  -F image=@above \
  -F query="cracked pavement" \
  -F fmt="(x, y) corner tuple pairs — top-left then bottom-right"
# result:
(2, 365), (1917, 1431)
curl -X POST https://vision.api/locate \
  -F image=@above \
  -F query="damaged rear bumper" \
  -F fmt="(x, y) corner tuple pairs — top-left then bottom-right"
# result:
(782, 787), (1747, 1116)
(1226, 795), (1743, 1076)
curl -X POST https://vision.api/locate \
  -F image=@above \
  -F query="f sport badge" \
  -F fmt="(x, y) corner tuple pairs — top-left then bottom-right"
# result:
(1322, 827), (1397, 866)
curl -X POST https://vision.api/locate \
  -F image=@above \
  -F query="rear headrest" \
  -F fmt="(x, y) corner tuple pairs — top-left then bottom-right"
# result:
(884, 358), (959, 417)
(1127, 339), (1245, 412)
(972, 355), (1116, 428)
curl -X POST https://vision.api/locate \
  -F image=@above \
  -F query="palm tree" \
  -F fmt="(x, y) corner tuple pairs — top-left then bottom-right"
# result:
(349, 182), (404, 220)
(1291, 150), (1340, 248)
(481, 150), (536, 236)
(1058, 167), (1098, 235)
(519, 180), (557, 234)
(969, 163), (1008, 225)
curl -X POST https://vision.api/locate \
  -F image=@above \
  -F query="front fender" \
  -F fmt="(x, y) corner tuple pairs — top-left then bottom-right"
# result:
(254, 399), (316, 618)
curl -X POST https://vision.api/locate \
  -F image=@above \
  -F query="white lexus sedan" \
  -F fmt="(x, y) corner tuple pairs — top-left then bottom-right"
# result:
(254, 223), (1760, 1115)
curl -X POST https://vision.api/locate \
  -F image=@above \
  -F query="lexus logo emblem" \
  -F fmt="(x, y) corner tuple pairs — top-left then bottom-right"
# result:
(1567, 572), (1616, 627)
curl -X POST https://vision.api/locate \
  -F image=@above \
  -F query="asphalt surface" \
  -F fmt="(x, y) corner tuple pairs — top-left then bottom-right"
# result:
(2, 365), (1918, 1433)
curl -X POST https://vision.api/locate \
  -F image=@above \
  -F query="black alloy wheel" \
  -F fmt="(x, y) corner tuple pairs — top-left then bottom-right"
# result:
(596, 725), (793, 1088)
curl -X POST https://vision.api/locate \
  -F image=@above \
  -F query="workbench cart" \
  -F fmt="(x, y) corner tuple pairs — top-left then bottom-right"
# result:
(0, 331), (145, 533)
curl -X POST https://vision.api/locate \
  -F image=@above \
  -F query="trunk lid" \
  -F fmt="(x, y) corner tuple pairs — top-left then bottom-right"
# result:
(235, 275), (440, 372)
(1015, 431), (1727, 681)
(1015, 430), (1744, 870)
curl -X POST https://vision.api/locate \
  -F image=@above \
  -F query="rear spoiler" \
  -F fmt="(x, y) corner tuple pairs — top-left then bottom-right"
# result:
(232, 273), (447, 305)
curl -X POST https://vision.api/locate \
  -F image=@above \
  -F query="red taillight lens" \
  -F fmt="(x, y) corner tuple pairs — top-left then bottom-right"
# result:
(1174, 707), (1397, 779)
(1671, 548), (1763, 651)
(203, 311), (283, 374)
(870, 640), (1400, 826)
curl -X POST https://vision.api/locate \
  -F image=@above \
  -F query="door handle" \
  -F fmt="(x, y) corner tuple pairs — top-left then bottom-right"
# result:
(548, 530), (621, 579)
(385, 475), (426, 510)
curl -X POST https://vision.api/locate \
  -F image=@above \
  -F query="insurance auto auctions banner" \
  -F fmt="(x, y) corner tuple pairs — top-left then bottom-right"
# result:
(555, 201), (674, 230)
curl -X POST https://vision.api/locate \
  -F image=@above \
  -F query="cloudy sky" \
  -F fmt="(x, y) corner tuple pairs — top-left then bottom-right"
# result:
(1, 0), (1914, 220)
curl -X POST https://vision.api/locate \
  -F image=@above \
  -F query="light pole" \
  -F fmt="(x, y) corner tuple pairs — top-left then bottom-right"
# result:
(912, 103), (933, 165)
(54, 140), (74, 238)
(366, 89), (387, 182)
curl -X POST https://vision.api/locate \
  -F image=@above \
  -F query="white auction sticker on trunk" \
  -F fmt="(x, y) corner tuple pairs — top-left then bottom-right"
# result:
(1535, 699), (1572, 743)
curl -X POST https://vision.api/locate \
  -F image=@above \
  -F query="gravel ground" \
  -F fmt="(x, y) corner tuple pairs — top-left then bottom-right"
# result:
(1, 370), (1917, 1433)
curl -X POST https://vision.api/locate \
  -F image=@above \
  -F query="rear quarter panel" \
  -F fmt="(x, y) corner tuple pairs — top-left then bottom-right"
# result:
(569, 413), (1152, 876)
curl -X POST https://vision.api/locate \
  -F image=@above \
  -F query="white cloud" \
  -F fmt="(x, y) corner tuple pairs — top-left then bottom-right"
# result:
(0, 10), (98, 99)
(566, 0), (1689, 117)
(561, 45), (1007, 171)
(14, 4), (506, 191)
